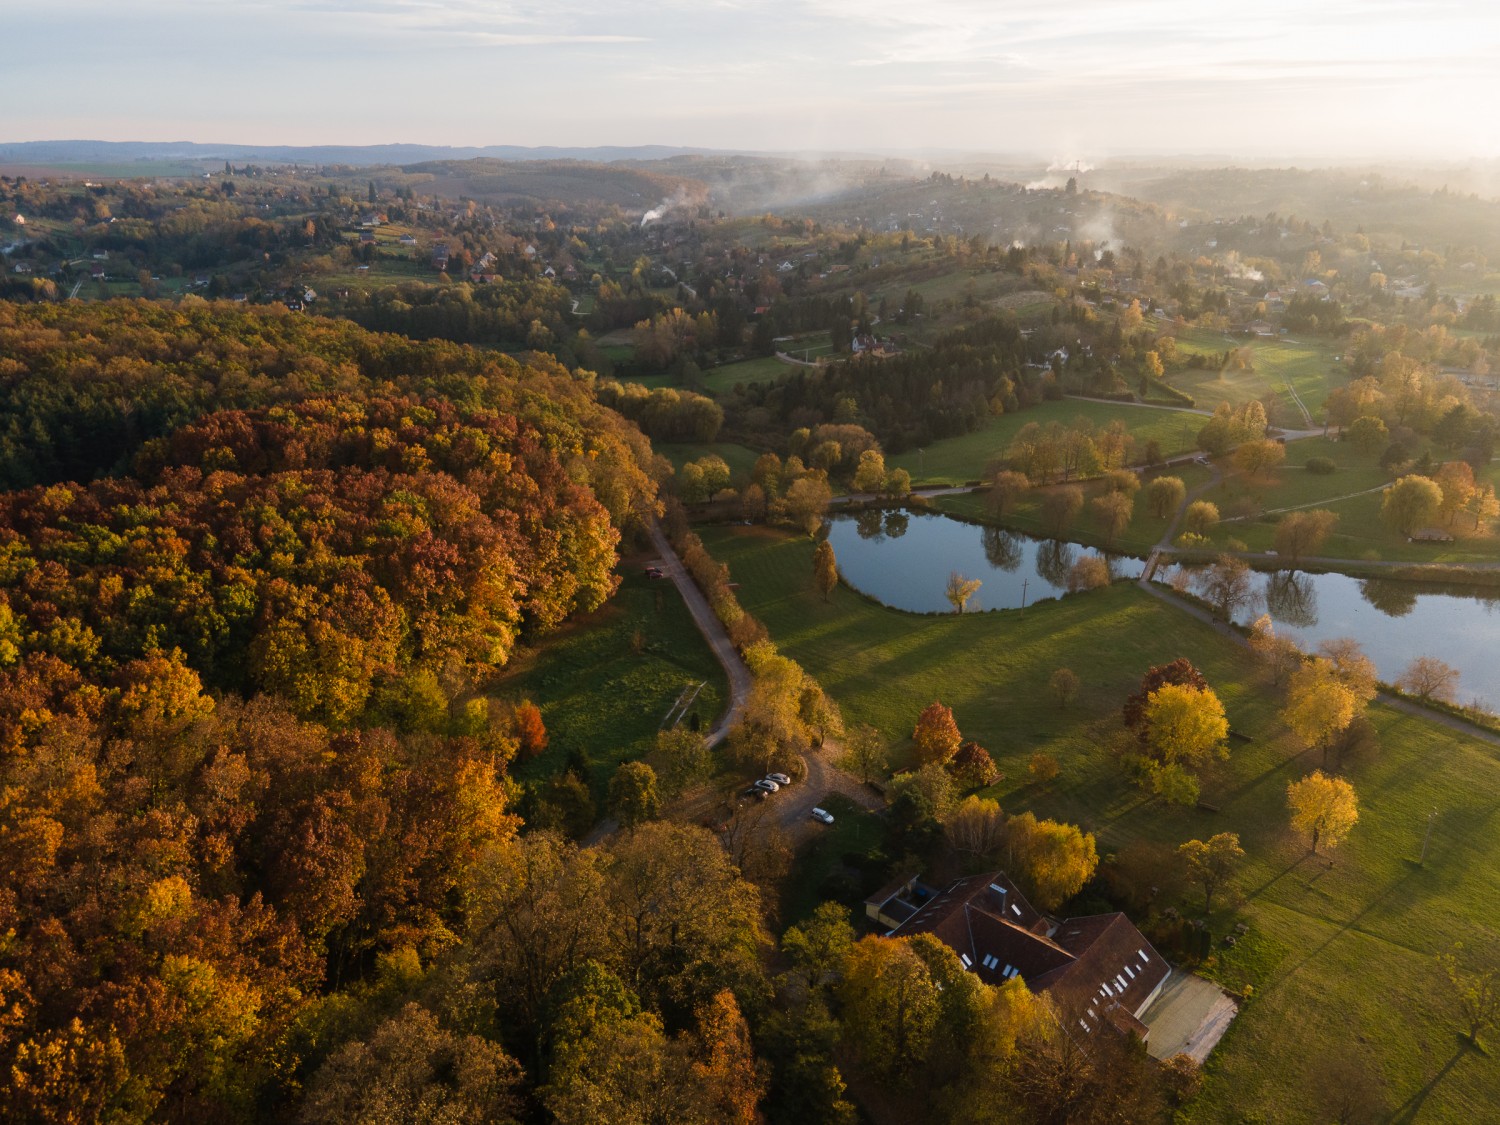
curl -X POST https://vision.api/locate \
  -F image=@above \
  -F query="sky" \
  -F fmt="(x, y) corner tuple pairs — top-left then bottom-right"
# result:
(6, 0), (1500, 160)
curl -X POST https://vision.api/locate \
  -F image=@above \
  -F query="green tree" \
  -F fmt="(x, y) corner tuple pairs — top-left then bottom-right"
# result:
(1183, 500), (1219, 536)
(1381, 474), (1444, 536)
(654, 728), (712, 796)
(1178, 833), (1245, 912)
(1346, 415), (1389, 457)
(1147, 475), (1186, 519)
(608, 761), (661, 827)
(853, 449), (887, 494)
(1439, 943), (1500, 1046)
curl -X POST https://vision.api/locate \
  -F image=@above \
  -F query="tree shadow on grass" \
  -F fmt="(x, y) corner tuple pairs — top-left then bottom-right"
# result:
(1255, 860), (1422, 999)
(1390, 1036), (1474, 1123)
(1244, 850), (1314, 903)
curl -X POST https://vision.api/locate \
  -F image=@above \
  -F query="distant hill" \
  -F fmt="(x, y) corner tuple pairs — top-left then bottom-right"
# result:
(390, 158), (708, 210)
(0, 139), (722, 168)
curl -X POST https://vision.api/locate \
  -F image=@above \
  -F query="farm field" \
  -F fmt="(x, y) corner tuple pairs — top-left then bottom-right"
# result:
(888, 398), (1205, 486)
(698, 523), (1500, 1124)
(498, 563), (727, 797)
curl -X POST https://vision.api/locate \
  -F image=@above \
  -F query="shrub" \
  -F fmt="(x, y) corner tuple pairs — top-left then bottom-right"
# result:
(1305, 456), (1336, 475)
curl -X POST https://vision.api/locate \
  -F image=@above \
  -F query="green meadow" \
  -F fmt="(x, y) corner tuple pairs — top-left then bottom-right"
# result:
(698, 524), (1500, 1123)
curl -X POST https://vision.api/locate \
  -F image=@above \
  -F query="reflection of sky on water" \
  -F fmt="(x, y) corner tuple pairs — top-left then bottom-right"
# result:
(1164, 565), (1500, 712)
(825, 512), (1142, 615)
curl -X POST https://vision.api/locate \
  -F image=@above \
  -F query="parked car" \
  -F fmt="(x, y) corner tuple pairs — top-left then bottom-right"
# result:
(740, 787), (768, 801)
(753, 778), (780, 793)
(766, 772), (792, 787)
(811, 807), (834, 825)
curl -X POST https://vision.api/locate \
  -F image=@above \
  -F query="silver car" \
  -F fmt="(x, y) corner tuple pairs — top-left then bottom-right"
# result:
(811, 807), (834, 825)
(753, 778), (780, 793)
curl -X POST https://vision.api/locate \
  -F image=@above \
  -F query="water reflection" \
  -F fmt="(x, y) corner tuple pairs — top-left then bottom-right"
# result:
(1161, 562), (1500, 711)
(982, 526), (1023, 571)
(825, 511), (1141, 614)
(1358, 577), (1416, 618)
(1035, 540), (1076, 588)
(1265, 571), (1318, 628)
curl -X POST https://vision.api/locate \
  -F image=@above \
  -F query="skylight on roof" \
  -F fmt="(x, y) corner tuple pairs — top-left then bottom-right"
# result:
(1010, 904), (1022, 916)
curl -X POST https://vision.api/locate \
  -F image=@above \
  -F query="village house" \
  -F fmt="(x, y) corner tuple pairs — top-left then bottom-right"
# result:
(867, 872), (1170, 1040)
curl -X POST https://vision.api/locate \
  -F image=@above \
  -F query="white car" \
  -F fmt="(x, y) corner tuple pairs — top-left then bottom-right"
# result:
(767, 772), (792, 787)
(753, 778), (780, 793)
(811, 807), (834, 825)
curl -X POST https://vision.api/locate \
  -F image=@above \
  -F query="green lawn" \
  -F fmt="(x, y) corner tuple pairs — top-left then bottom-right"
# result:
(889, 399), (1205, 486)
(1197, 438), (1500, 563)
(497, 566), (727, 797)
(1170, 328), (1342, 424)
(700, 354), (794, 393)
(698, 524), (1500, 1123)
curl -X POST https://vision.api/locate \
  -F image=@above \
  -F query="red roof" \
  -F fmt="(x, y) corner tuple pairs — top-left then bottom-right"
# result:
(893, 872), (1169, 1035)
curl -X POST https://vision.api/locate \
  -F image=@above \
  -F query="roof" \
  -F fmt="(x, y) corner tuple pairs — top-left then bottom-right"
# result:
(892, 872), (1169, 1033)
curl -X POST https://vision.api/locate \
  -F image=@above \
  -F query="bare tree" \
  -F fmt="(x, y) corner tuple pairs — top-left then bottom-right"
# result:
(1398, 656), (1461, 703)
(1193, 555), (1254, 621)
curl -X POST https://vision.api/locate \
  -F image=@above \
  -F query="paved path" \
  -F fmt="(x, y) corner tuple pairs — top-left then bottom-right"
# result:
(646, 520), (752, 749)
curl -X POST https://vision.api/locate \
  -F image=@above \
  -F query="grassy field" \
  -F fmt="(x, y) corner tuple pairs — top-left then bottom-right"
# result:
(700, 354), (793, 392)
(1170, 327), (1342, 423)
(698, 524), (1500, 1123)
(1197, 437), (1500, 563)
(930, 462), (1216, 556)
(888, 399), (1206, 486)
(497, 562), (727, 797)
(655, 441), (765, 479)
(774, 330), (837, 361)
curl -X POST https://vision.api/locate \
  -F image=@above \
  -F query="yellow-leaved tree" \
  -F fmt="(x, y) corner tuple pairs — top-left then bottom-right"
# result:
(1286, 770), (1359, 854)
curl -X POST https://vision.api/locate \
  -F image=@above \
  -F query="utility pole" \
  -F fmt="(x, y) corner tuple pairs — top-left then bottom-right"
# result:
(1020, 578), (1029, 610)
(1421, 808), (1438, 865)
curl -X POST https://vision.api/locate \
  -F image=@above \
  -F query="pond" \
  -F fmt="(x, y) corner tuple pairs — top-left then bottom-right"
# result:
(824, 510), (1143, 614)
(1158, 564), (1500, 712)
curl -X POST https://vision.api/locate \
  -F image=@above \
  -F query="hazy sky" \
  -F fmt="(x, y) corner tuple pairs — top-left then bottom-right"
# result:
(7, 0), (1500, 159)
